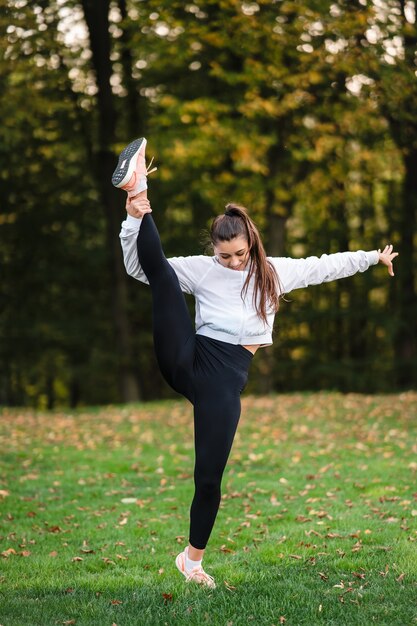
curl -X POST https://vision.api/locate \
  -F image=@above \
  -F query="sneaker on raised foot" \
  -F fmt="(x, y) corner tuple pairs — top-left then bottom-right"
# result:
(175, 546), (216, 589)
(112, 137), (157, 195)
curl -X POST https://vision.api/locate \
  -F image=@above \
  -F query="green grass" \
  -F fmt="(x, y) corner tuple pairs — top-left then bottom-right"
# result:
(1, 392), (416, 625)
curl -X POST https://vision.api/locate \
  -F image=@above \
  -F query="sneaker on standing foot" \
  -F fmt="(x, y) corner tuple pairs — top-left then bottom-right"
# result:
(175, 546), (216, 589)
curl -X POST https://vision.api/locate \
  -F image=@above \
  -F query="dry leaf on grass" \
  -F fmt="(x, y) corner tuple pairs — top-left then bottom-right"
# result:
(162, 593), (173, 603)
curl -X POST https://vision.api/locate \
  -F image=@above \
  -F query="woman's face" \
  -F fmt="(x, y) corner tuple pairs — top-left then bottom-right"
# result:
(214, 235), (250, 271)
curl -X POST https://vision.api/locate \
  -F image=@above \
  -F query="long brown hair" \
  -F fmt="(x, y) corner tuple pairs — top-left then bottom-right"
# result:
(210, 203), (281, 324)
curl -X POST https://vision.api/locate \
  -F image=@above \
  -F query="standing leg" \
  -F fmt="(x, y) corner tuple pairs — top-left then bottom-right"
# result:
(189, 383), (243, 549)
(175, 381), (242, 589)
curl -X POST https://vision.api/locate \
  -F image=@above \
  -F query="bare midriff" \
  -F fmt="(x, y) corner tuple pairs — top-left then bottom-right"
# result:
(242, 344), (260, 355)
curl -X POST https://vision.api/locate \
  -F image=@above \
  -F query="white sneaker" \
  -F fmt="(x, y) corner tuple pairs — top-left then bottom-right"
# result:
(175, 546), (216, 589)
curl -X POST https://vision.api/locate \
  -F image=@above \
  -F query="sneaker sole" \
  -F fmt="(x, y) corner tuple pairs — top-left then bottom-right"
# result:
(175, 553), (187, 579)
(112, 137), (146, 188)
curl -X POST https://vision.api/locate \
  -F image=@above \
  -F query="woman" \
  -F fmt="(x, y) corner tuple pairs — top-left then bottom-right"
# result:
(114, 137), (398, 589)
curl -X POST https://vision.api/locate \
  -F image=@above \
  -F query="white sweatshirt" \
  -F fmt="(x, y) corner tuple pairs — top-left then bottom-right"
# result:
(120, 214), (379, 347)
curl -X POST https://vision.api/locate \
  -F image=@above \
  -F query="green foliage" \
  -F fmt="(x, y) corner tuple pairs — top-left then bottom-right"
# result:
(0, 0), (415, 407)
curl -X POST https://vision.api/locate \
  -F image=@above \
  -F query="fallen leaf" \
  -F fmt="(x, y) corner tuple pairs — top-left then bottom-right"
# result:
(48, 526), (62, 533)
(333, 581), (345, 589)
(220, 545), (234, 553)
(1, 548), (17, 558)
(224, 580), (236, 591)
(162, 593), (173, 603)
(110, 599), (123, 605)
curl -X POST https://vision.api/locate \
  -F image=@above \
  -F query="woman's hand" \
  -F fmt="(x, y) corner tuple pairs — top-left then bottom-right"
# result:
(378, 244), (399, 277)
(126, 195), (152, 219)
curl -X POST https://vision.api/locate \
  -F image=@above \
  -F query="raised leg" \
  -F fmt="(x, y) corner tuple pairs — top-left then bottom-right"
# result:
(137, 213), (195, 391)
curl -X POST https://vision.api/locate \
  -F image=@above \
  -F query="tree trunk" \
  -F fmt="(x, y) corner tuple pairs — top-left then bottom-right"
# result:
(381, 2), (417, 387)
(81, 0), (140, 402)
(118, 0), (145, 139)
(260, 173), (289, 395)
(348, 190), (372, 388)
(395, 150), (417, 386)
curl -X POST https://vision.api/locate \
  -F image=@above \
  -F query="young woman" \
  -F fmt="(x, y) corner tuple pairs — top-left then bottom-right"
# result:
(114, 137), (398, 589)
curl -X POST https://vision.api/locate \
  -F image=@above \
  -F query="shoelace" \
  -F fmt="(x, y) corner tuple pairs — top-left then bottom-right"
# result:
(185, 566), (216, 587)
(146, 156), (157, 175)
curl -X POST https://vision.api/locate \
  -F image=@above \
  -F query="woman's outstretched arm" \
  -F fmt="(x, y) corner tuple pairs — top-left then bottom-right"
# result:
(270, 245), (398, 295)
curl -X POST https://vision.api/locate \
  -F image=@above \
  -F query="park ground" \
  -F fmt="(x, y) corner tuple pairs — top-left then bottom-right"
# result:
(0, 391), (416, 625)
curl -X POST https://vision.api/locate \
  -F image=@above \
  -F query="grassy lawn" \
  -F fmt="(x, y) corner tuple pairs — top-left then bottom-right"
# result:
(1, 391), (416, 626)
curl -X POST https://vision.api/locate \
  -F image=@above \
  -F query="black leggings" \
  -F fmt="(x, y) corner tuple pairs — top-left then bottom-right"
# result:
(137, 214), (253, 549)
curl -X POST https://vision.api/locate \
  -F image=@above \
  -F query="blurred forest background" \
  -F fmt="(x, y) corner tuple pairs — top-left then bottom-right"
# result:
(1, 0), (416, 409)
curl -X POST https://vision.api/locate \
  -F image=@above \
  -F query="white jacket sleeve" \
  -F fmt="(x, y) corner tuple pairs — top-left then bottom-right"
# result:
(270, 250), (379, 294)
(119, 214), (206, 295)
